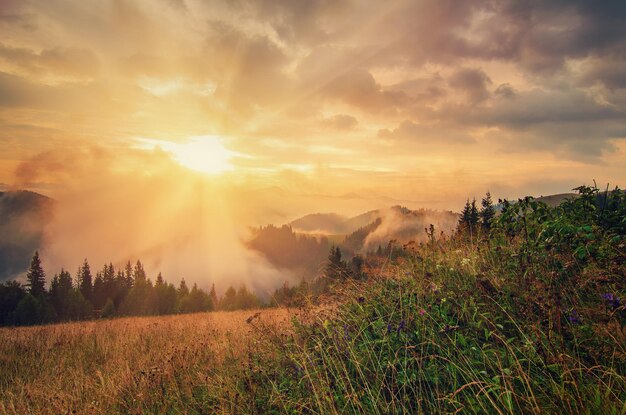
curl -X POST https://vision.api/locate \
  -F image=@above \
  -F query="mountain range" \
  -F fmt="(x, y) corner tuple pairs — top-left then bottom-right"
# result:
(0, 190), (54, 281)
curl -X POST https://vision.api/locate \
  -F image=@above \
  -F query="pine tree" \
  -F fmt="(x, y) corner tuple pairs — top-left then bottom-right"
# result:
(458, 199), (472, 233)
(220, 286), (237, 311)
(26, 251), (46, 297)
(125, 260), (134, 288)
(50, 269), (73, 319)
(178, 278), (189, 297)
(325, 246), (345, 279)
(93, 271), (105, 309)
(78, 259), (93, 303)
(209, 283), (218, 310)
(102, 263), (116, 303)
(155, 272), (164, 287)
(133, 260), (146, 283)
(350, 255), (364, 279)
(480, 191), (496, 230)
(469, 198), (479, 229)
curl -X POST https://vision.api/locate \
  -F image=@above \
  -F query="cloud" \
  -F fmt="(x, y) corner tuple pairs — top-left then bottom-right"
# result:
(494, 83), (516, 99)
(323, 69), (408, 113)
(378, 120), (474, 146)
(322, 114), (358, 130)
(580, 59), (626, 90)
(448, 68), (492, 103)
(0, 43), (99, 80)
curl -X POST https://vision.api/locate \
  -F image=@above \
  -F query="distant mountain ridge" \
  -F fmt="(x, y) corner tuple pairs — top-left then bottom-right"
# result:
(0, 190), (54, 281)
(289, 208), (388, 235)
(252, 205), (458, 276)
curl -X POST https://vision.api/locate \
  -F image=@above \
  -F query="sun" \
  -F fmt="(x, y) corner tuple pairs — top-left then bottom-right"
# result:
(168, 136), (238, 175)
(138, 135), (239, 175)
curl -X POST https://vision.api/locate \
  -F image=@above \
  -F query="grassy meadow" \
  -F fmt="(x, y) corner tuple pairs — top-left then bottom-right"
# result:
(0, 308), (303, 414)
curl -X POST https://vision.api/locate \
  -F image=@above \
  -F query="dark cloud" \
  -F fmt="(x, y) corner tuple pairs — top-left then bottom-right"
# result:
(448, 68), (492, 103)
(581, 59), (626, 90)
(468, 89), (623, 128)
(363, 0), (626, 75)
(494, 83), (516, 99)
(323, 69), (408, 113)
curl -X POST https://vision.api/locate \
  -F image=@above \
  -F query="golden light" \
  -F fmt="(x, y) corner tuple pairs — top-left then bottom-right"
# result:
(137, 136), (239, 175)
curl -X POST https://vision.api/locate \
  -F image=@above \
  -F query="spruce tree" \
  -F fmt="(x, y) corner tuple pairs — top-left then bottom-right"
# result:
(178, 278), (189, 297)
(92, 271), (105, 309)
(469, 198), (479, 229)
(480, 191), (496, 230)
(50, 268), (73, 319)
(102, 263), (116, 303)
(78, 259), (93, 303)
(209, 283), (218, 310)
(325, 246), (345, 279)
(26, 251), (46, 297)
(458, 199), (472, 232)
(125, 260), (134, 287)
(133, 260), (146, 283)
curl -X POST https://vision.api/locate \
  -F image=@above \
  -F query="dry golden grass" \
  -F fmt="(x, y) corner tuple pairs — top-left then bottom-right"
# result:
(0, 308), (298, 415)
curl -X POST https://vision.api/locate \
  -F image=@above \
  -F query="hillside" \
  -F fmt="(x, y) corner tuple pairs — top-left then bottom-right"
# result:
(289, 209), (382, 234)
(250, 205), (458, 276)
(0, 190), (54, 281)
(535, 192), (578, 207)
(289, 212), (348, 234)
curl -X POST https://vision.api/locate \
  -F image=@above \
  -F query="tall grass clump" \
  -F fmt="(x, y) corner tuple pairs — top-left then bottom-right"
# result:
(256, 186), (625, 414)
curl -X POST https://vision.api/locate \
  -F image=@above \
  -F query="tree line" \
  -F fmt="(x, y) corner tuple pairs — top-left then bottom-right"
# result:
(0, 254), (263, 326)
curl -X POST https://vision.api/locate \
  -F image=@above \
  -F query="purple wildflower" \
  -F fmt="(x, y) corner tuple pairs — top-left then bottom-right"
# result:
(601, 293), (621, 310)
(343, 324), (351, 341)
(397, 320), (406, 333)
(418, 309), (426, 316)
(567, 310), (582, 325)
(358, 296), (365, 304)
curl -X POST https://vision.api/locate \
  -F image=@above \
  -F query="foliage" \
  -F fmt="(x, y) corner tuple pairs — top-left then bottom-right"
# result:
(25, 251), (46, 297)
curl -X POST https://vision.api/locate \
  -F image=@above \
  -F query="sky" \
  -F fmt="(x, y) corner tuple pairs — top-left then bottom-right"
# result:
(1, 0), (625, 287)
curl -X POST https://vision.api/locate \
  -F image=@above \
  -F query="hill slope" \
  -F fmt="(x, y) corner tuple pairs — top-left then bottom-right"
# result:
(0, 190), (54, 281)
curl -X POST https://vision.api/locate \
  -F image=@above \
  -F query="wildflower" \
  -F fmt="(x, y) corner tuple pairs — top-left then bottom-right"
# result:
(357, 296), (365, 304)
(343, 324), (351, 341)
(461, 258), (470, 266)
(567, 310), (582, 325)
(397, 320), (406, 333)
(428, 282), (439, 294)
(601, 293), (621, 310)
(418, 309), (426, 316)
